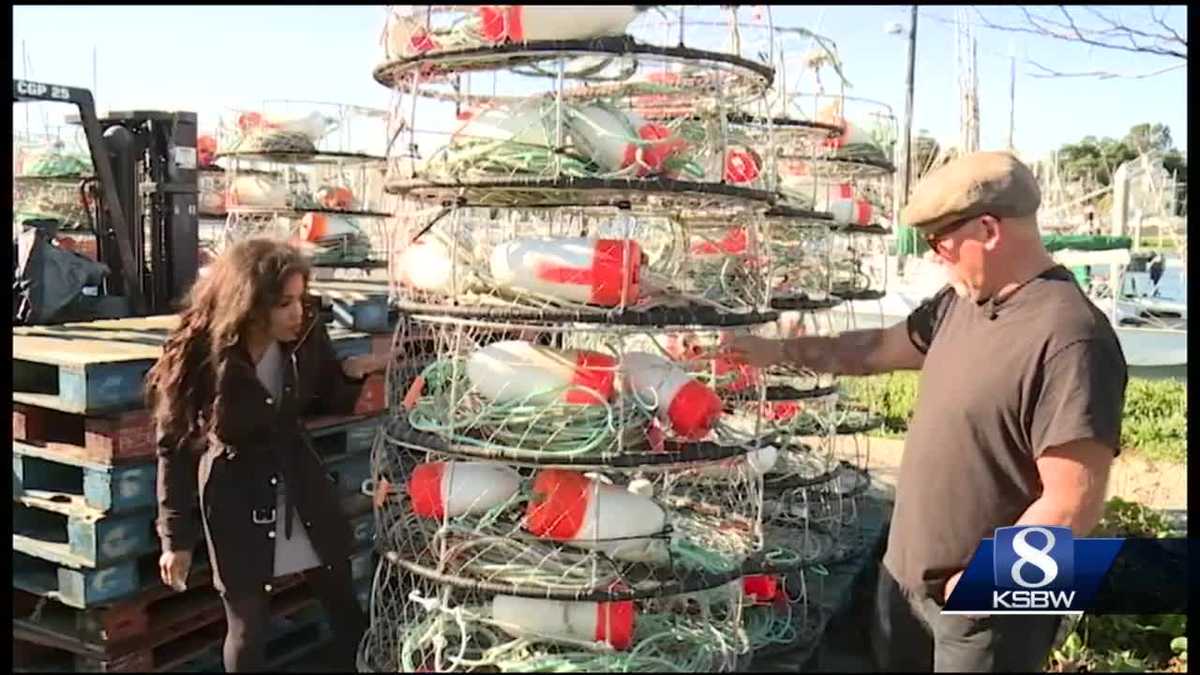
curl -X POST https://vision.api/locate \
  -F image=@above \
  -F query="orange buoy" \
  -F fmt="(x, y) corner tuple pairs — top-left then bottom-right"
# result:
(299, 213), (361, 242)
(621, 352), (723, 440)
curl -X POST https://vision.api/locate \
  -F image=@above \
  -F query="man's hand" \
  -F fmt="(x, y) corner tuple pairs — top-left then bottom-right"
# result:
(341, 353), (389, 380)
(723, 336), (787, 368)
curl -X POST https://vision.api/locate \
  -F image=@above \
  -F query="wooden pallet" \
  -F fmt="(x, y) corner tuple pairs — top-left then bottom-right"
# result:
(170, 601), (337, 673)
(14, 501), (159, 570)
(14, 441), (156, 514)
(13, 315), (372, 414)
(13, 540), (374, 652)
(14, 403), (157, 465)
(13, 577), (319, 672)
(15, 494), (371, 610)
(310, 279), (392, 334)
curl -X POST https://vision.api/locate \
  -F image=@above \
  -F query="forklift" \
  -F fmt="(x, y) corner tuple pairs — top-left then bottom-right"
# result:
(13, 78), (201, 324)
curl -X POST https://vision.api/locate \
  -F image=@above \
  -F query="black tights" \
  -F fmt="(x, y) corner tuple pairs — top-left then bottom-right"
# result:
(220, 559), (367, 672)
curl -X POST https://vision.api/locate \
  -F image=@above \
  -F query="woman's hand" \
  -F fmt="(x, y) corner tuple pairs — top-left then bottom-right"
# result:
(160, 549), (193, 591)
(341, 353), (389, 380)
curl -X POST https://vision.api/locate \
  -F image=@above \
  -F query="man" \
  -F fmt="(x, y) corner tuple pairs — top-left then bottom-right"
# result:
(727, 151), (1127, 672)
(1148, 251), (1165, 294)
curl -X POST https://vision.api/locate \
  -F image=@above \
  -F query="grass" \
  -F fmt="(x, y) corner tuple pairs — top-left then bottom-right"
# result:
(841, 373), (1187, 463)
(1045, 497), (1188, 673)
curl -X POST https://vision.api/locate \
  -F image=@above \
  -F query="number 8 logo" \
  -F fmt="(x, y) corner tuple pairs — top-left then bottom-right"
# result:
(1010, 526), (1060, 589)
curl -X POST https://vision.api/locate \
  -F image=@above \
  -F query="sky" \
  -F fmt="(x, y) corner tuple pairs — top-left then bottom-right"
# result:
(12, 5), (1188, 161)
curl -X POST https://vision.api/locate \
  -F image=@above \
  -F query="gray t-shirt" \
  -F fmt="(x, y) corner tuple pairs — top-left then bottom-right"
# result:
(883, 265), (1127, 599)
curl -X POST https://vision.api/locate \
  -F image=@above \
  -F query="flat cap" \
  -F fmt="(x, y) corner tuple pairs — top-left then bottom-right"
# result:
(901, 151), (1040, 231)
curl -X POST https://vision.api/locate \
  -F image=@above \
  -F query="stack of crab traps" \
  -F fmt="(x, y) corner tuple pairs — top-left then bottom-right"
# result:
(355, 6), (893, 671)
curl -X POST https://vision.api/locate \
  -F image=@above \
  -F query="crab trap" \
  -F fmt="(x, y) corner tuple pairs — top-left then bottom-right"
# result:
(206, 102), (392, 266)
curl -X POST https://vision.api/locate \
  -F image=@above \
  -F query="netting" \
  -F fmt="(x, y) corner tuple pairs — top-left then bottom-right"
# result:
(13, 139), (95, 233)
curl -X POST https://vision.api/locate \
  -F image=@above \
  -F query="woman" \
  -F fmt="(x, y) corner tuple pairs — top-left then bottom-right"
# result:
(146, 238), (388, 672)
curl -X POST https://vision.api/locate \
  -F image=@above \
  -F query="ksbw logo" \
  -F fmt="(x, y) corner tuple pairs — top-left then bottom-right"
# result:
(944, 525), (1125, 615)
(991, 526), (1076, 611)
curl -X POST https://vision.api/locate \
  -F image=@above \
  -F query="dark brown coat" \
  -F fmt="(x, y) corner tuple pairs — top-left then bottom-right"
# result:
(156, 296), (367, 596)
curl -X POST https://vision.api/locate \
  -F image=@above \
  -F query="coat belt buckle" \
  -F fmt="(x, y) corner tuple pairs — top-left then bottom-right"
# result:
(252, 508), (277, 524)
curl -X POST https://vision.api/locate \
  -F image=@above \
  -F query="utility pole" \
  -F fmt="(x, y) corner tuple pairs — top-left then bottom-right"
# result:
(901, 6), (918, 203)
(1007, 42), (1016, 151)
(897, 5), (919, 272)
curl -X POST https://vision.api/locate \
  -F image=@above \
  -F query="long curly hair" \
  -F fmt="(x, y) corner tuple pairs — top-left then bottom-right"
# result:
(145, 238), (312, 448)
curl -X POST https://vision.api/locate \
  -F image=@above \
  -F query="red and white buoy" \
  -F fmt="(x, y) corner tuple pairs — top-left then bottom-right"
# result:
(197, 135), (218, 168)
(408, 461), (522, 519)
(227, 175), (289, 208)
(385, 13), (441, 59)
(237, 110), (331, 142)
(621, 352), (723, 440)
(742, 574), (783, 605)
(568, 104), (688, 176)
(491, 594), (636, 650)
(723, 146), (763, 184)
(467, 341), (617, 406)
(298, 213), (362, 242)
(822, 118), (875, 151)
(477, 5), (642, 44)
(824, 183), (873, 225)
(316, 185), (354, 210)
(490, 237), (641, 307)
(525, 469), (667, 562)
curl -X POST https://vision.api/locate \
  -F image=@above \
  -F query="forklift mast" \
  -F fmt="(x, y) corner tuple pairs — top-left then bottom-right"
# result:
(13, 79), (200, 317)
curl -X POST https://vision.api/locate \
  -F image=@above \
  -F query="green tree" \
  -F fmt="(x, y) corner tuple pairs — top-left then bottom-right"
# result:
(1053, 123), (1187, 215)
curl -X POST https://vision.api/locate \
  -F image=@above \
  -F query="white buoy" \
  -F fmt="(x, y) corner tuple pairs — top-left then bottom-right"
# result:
(408, 461), (522, 519)
(467, 340), (618, 406)
(490, 237), (641, 307)
(692, 445), (778, 480)
(452, 99), (554, 147)
(491, 594), (636, 650)
(237, 111), (333, 143)
(227, 174), (289, 208)
(393, 234), (474, 294)
(298, 213), (362, 242)
(621, 352), (723, 440)
(568, 104), (688, 176)
(477, 5), (642, 43)
(525, 469), (667, 563)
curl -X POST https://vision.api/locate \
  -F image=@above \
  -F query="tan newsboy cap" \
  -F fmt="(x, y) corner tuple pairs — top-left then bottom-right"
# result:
(901, 151), (1041, 231)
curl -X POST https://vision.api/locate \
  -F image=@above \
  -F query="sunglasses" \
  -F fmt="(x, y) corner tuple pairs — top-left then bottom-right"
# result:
(924, 213), (990, 256)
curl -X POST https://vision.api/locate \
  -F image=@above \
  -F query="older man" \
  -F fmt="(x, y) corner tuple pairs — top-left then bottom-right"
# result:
(728, 151), (1127, 671)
